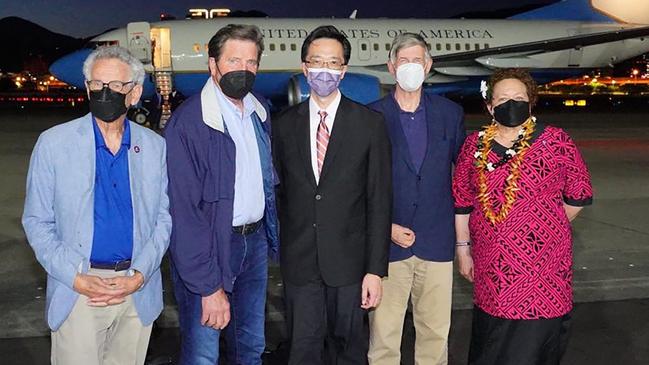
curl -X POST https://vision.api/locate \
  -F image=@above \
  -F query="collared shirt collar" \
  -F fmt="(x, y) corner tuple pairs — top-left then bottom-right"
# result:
(391, 90), (424, 115)
(200, 77), (267, 132)
(214, 81), (257, 120)
(309, 90), (342, 122)
(92, 116), (131, 150)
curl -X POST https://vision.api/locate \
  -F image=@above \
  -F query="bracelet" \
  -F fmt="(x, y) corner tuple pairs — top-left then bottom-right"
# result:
(456, 241), (471, 247)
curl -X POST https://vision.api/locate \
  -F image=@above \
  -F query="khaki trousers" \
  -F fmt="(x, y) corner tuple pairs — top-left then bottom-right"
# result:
(51, 269), (152, 365)
(369, 256), (453, 365)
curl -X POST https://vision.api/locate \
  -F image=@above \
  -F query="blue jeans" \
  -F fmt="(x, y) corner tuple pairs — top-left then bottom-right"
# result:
(171, 225), (268, 365)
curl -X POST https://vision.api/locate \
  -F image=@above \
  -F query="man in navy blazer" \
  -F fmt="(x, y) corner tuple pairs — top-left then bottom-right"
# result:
(367, 33), (466, 365)
(164, 24), (279, 365)
(22, 46), (171, 365)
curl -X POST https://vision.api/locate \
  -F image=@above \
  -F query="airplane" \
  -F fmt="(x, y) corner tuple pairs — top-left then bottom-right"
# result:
(49, 0), (649, 125)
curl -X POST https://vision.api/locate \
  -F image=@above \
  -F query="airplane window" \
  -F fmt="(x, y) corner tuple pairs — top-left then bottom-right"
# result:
(436, 44), (442, 51)
(446, 44), (451, 51)
(86, 40), (119, 48)
(465, 43), (471, 51)
(373, 43), (379, 51)
(361, 43), (368, 51)
(484, 43), (490, 49)
(455, 43), (461, 51)
(280, 44), (286, 51)
(193, 43), (201, 53)
(291, 43), (297, 51)
(475, 43), (480, 50)
(385, 43), (390, 51)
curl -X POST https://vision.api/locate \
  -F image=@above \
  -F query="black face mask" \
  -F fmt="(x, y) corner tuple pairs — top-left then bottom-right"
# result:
(89, 87), (128, 123)
(219, 70), (256, 99)
(493, 99), (530, 127)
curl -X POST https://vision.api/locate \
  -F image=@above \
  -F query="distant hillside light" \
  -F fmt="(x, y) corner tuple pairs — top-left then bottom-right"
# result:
(160, 13), (176, 21)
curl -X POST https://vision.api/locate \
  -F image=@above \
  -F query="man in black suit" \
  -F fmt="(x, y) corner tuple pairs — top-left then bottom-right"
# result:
(273, 25), (392, 365)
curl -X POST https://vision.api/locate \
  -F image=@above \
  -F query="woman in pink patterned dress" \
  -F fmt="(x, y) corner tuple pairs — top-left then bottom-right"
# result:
(453, 68), (593, 365)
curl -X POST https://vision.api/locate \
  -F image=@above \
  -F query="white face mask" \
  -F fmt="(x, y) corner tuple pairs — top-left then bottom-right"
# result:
(395, 63), (426, 92)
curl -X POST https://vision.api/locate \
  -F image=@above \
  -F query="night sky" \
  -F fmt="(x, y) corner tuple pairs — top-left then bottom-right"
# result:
(1, 0), (554, 38)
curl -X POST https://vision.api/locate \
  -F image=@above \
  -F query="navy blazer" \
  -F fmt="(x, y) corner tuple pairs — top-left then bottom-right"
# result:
(164, 79), (279, 296)
(369, 92), (466, 262)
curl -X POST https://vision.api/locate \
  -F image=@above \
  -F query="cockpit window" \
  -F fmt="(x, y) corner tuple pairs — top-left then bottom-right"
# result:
(85, 40), (120, 49)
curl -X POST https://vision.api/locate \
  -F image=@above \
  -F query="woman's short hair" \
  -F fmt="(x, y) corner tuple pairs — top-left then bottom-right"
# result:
(486, 68), (538, 107)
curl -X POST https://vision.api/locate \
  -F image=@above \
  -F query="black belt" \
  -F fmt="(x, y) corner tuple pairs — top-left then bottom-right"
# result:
(232, 220), (262, 235)
(90, 259), (131, 271)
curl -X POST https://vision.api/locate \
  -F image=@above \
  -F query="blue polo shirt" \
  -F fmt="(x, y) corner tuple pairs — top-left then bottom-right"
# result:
(90, 117), (134, 264)
(393, 92), (428, 172)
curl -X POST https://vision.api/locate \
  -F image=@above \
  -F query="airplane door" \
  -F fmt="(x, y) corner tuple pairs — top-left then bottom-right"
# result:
(150, 27), (172, 70)
(358, 39), (371, 61)
(127, 22), (151, 64)
(568, 29), (583, 67)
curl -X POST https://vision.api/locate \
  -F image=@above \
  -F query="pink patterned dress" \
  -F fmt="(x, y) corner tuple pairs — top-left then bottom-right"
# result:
(453, 124), (593, 320)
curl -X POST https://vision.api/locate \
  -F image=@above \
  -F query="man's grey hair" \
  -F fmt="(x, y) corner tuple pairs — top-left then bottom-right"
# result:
(82, 45), (146, 85)
(389, 33), (432, 63)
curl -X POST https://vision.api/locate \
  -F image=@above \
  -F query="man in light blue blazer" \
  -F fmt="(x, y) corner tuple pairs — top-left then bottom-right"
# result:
(22, 46), (171, 365)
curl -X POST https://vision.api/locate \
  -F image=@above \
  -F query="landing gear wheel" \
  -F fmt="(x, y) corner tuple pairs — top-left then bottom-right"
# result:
(128, 107), (150, 126)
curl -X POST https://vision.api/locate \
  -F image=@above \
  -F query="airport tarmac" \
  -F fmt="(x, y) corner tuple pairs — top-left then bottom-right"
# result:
(0, 107), (648, 364)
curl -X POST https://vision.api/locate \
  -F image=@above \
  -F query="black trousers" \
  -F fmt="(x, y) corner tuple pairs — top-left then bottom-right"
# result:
(469, 306), (572, 365)
(284, 278), (369, 365)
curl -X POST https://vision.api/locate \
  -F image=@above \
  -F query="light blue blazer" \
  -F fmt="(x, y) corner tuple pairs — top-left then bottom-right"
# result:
(22, 113), (172, 331)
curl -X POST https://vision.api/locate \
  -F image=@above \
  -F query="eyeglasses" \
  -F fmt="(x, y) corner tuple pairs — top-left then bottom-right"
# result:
(305, 58), (346, 70)
(85, 80), (135, 93)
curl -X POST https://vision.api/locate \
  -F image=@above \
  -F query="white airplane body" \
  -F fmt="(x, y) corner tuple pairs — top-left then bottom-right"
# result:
(50, 0), (649, 113)
(117, 19), (644, 75)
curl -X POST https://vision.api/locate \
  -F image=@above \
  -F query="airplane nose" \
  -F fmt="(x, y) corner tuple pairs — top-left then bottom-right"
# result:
(49, 48), (93, 89)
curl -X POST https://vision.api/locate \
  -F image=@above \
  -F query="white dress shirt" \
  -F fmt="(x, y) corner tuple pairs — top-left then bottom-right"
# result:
(308, 91), (342, 184)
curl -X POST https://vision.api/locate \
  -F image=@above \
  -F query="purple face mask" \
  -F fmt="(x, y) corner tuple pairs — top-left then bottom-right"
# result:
(307, 68), (342, 97)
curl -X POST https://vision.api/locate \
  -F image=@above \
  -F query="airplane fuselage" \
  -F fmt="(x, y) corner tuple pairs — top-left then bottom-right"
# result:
(49, 14), (649, 110)
(92, 18), (648, 78)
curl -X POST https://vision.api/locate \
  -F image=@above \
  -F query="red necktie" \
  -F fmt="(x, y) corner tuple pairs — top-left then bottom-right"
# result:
(316, 110), (329, 176)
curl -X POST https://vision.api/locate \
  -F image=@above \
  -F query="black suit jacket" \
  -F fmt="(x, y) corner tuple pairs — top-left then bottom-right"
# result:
(273, 95), (392, 287)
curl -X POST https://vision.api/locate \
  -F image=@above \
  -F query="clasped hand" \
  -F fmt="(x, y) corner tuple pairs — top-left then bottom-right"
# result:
(73, 272), (144, 307)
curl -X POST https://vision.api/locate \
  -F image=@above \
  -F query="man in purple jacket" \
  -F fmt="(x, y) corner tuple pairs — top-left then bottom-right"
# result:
(164, 24), (279, 365)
